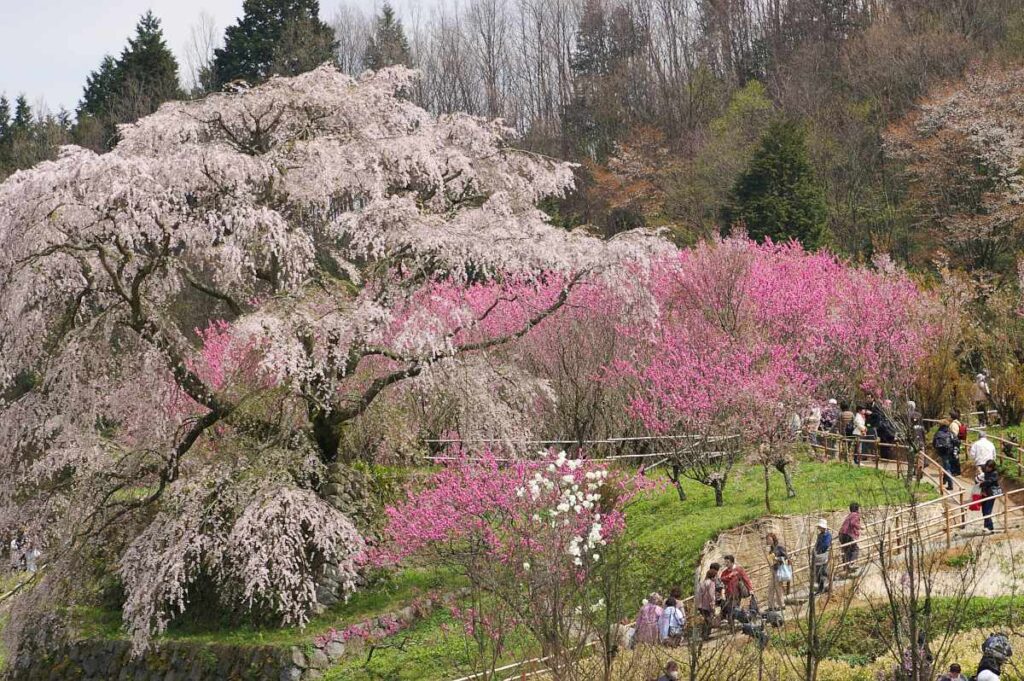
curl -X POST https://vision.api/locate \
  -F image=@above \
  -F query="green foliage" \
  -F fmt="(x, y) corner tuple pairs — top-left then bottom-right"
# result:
(723, 118), (829, 248)
(213, 0), (337, 86)
(363, 4), (412, 71)
(663, 80), (774, 239)
(74, 12), (182, 151)
(942, 548), (977, 569)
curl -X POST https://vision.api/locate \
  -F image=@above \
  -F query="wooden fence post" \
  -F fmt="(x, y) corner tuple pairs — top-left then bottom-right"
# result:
(944, 503), (951, 549)
(1003, 491), (1010, 533)
(959, 490), (966, 529)
(874, 438), (880, 469)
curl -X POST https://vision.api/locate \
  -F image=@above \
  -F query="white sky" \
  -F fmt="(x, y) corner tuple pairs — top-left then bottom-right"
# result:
(0, 0), (397, 113)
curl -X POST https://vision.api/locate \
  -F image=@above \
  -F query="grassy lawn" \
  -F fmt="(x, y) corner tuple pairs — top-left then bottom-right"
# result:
(63, 456), (931, 681)
(624, 454), (930, 598)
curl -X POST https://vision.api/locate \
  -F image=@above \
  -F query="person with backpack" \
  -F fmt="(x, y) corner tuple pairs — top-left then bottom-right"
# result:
(977, 460), (1001, 534)
(813, 518), (832, 594)
(975, 632), (1012, 680)
(721, 554), (753, 627)
(950, 409), (967, 462)
(934, 420), (959, 491)
(658, 596), (685, 645)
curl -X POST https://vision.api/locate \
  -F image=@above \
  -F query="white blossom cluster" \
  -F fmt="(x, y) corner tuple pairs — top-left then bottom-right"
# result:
(517, 451), (607, 566)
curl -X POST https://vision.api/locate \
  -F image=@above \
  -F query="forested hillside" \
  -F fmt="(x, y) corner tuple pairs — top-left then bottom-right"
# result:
(4, 0), (1024, 269)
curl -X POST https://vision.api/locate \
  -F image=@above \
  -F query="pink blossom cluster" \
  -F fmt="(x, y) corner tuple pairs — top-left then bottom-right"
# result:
(373, 450), (651, 579)
(617, 237), (938, 435)
(315, 615), (402, 647)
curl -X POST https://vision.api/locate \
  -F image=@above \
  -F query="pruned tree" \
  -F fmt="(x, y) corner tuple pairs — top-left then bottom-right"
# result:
(0, 65), (660, 655)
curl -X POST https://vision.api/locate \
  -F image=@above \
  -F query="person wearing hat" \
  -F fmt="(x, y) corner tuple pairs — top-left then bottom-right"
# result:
(813, 518), (833, 594)
(976, 632), (1012, 680)
(974, 373), (992, 426)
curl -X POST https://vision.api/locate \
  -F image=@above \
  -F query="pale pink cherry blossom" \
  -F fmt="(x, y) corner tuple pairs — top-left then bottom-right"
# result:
(0, 64), (664, 653)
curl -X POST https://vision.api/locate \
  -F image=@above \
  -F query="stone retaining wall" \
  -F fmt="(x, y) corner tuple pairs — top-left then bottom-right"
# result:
(4, 597), (442, 681)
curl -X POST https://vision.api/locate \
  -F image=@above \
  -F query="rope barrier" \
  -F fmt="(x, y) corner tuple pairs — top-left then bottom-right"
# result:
(422, 450), (735, 463)
(423, 433), (742, 445)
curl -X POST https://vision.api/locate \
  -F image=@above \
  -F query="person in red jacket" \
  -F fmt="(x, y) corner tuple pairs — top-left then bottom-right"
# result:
(720, 554), (753, 627)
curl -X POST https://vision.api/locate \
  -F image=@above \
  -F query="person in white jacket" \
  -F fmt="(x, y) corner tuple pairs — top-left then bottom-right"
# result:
(852, 408), (868, 465)
(971, 432), (996, 470)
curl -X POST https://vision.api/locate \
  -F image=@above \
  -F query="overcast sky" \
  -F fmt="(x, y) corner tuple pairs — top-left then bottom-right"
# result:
(0, 0), (364, 114)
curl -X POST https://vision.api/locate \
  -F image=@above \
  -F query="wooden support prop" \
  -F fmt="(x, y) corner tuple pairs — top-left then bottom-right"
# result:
(944, 503), (951, 549)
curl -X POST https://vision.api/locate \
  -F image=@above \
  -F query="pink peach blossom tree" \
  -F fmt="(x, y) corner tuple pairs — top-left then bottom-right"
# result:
(617, 238), (936, 507)
(373, 450), (651, 680)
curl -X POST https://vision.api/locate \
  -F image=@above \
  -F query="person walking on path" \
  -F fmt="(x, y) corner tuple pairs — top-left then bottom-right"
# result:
(813, 518), (832, 594)
(907, 400), (925, 450)
(764, 532), (790, 610)
(721, 554), (753, 627)
(696, 567), (718, 640)
(838, 502), (862, 574)
(852, 407), (868, 465)
(950, 410), (967, 459)
(974, 373), (992, 426)
(658, 596), (685, 645)
(975, 632), (1012, 680)
(634, 592), (662, 645)
(977, 460), (1001, 534)
(971, 430), (996, 471)
(933, 420), (959, 491)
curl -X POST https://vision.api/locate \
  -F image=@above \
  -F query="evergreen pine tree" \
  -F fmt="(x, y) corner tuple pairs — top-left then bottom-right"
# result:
(114, 11), (182, 117)
(74, 13), (182, 151)
(0, 96), (11, 145)
(363, 4), (412, 71)
(213, 0), (336, 86)
(12, 96), (32, 132)
(0, 95), (11, 176)
(722, 119), (828, 249)
(78, 55), (120, 120)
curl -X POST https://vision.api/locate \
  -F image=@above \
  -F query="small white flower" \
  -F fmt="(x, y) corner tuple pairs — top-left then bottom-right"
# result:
(523, 562), (531, 571)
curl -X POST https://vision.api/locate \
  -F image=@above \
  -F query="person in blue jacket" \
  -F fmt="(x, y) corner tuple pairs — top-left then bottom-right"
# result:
(813, 518), (832, 594)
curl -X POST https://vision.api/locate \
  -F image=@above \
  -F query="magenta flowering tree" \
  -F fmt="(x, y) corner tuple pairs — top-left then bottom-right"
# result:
(373, 450), (650, 679)
(0, 65), (661, 652)
(617, 238), (936, 506)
